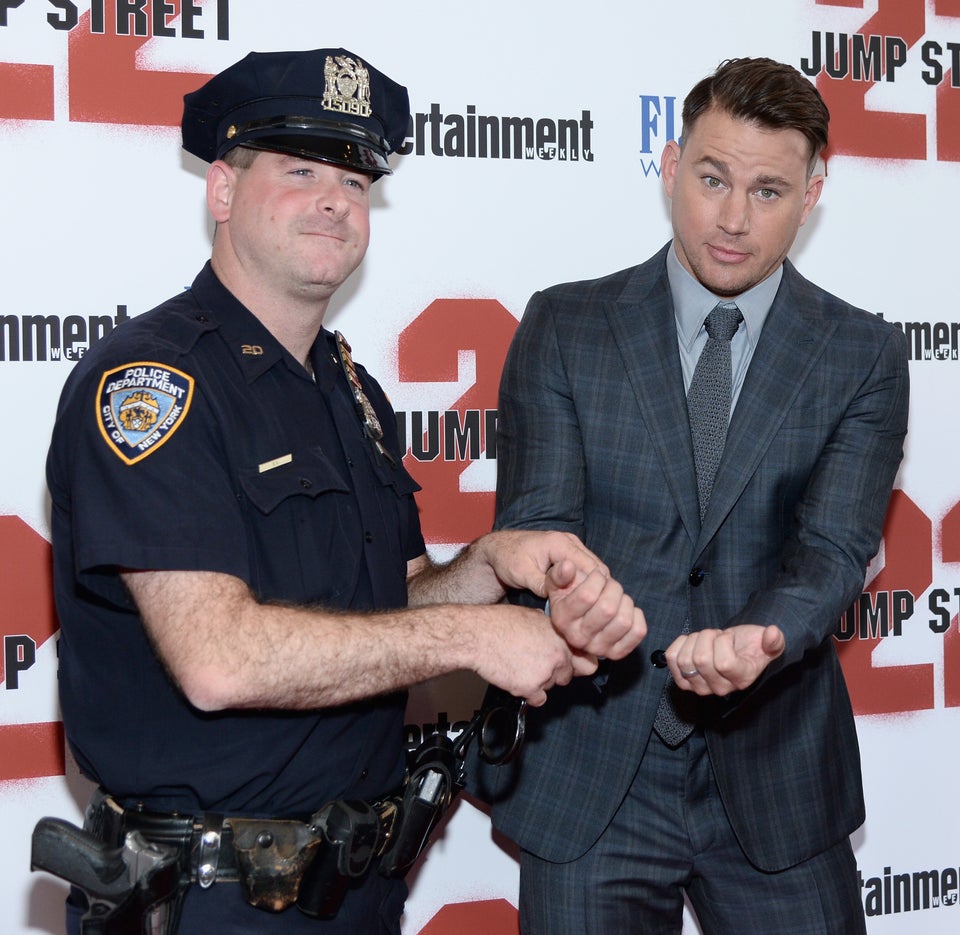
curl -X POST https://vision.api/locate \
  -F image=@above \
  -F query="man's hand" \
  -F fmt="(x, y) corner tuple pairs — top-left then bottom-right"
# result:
(468, 604), (595, 707)
(405, 530), (642, 700)
(666, 624), (785, 696)
(477, 530), (646, 661)
(545, 561), (647, 661)
(476, 529), (609, 597)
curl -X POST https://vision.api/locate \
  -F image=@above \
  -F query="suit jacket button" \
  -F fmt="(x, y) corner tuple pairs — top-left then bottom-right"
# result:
(650, 649), (667, 668)
(689, 567), (705, 586)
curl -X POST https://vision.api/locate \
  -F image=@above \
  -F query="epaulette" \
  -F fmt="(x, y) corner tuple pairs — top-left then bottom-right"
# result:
(148, 290), (219, 354)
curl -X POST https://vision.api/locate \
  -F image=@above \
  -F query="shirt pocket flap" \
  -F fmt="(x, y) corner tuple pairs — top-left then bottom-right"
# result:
(239, 447), (350, 515)
(375, 458), (422, 496)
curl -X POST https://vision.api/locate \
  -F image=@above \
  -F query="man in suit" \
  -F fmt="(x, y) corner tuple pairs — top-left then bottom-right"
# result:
(476, 57), (909, 933)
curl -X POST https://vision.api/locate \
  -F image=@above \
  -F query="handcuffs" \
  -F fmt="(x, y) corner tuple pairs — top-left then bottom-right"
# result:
(296, 687), (527, 917)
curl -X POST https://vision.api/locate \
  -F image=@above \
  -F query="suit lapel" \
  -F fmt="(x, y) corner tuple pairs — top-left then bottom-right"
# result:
(601, 247), (701, 542)
(599, 253), (837, 552)
(697, 262), (838, 549)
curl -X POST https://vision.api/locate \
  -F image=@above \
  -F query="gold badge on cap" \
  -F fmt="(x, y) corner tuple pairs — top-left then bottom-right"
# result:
(322, 55), (372, 118)
(335, 331), (396, 467)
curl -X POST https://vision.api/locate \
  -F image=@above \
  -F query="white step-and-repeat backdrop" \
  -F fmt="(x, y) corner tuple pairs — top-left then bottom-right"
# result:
(2, 1), (959, 931)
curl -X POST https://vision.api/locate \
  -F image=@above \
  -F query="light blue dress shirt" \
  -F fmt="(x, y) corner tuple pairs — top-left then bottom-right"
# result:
(666, 243), (782, 416)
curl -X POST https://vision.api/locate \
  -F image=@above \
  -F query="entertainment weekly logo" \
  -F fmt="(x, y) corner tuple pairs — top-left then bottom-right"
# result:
(859, 860), (960, 917)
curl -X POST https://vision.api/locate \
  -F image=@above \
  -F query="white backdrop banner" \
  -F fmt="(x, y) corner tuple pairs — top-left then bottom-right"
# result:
(2, 1), (959, 932)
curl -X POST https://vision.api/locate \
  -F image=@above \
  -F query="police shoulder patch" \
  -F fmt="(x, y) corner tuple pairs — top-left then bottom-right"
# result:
(96, 362), (195, 465)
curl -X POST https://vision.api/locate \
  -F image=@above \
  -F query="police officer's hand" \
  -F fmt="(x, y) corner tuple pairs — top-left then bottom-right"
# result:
(476, 529), (610, 598)
(468, 604), (596, 707)
(545, 560), (647, 661)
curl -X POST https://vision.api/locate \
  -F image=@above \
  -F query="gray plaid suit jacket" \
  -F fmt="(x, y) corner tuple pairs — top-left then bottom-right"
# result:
(475, 243), (909, 873)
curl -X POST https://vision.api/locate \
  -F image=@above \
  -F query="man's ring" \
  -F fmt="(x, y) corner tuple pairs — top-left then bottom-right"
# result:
(681, 668), (699, 678)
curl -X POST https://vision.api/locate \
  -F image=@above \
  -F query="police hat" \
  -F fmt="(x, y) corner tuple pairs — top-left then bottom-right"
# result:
(182, 48), (409, 176)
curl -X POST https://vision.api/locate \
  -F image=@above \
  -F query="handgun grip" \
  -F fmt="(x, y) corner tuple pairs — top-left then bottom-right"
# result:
(31, 817), (131, 903)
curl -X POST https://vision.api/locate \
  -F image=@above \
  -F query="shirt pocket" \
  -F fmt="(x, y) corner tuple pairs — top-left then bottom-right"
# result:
(239, 446), (351, 513)
(237, 446), (357, 605)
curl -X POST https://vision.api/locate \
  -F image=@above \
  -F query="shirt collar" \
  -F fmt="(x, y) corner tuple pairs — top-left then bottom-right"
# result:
(666, 243), (781, 353)
(189, 262), (329, 386)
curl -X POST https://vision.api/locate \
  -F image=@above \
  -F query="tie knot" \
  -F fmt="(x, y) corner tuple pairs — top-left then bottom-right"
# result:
(705, 302), (743, 342)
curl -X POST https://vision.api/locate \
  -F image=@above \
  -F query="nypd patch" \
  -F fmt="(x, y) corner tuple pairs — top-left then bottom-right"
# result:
(96, 362), (195, 465)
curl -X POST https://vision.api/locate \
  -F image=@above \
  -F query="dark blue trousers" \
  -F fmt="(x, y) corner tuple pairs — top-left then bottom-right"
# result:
(518, 729), (866, 934)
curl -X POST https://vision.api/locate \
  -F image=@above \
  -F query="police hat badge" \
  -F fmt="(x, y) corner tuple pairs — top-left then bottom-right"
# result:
(182, 48), (410, 176)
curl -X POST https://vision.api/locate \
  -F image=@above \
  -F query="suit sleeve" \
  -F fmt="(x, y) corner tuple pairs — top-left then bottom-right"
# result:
(731, 324), (910, 668)
(494, 291), (586, 541)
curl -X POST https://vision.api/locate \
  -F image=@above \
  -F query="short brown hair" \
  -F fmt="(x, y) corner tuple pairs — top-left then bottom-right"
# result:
(222, 145), (260, 170)
(682, 57), (829, 169)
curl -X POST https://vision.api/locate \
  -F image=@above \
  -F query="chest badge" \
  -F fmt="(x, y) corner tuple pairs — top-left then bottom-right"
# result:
(96, 361), (195, 465)
(334, 331), (396, 468)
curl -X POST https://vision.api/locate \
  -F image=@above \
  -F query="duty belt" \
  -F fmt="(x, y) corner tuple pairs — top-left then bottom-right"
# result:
(33, 691), (527, 928)
(84, 789), (302, 885)
(83, 788), (385, 914)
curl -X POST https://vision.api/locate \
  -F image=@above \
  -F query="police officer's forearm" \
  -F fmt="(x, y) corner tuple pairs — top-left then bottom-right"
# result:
(407, 531), (646, 661)
(404, 541), (507, 607)
(406, 529), (611, 607)
(121, 568), (576, 711)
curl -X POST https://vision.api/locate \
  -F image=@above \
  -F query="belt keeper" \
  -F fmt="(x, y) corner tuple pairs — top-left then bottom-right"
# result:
(196, 812), (224, 889)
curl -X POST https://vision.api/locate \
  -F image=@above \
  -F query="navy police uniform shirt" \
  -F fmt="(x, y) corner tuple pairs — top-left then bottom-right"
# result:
(46, 262), (425, 816)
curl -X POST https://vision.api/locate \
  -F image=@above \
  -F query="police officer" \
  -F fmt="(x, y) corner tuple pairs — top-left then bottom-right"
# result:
(45, 48), (646, 934)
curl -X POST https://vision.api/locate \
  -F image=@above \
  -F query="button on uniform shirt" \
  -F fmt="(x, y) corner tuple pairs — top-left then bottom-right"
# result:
(47, 263), (425, 817)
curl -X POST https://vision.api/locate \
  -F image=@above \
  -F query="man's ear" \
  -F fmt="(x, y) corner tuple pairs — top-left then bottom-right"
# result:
(206, 161), (235, 224)
(660, 140), (681, 198)
(799, 173), (824, 227)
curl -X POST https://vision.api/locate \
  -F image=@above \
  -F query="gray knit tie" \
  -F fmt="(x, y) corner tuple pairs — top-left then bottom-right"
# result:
(654, 302), (743, 747)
